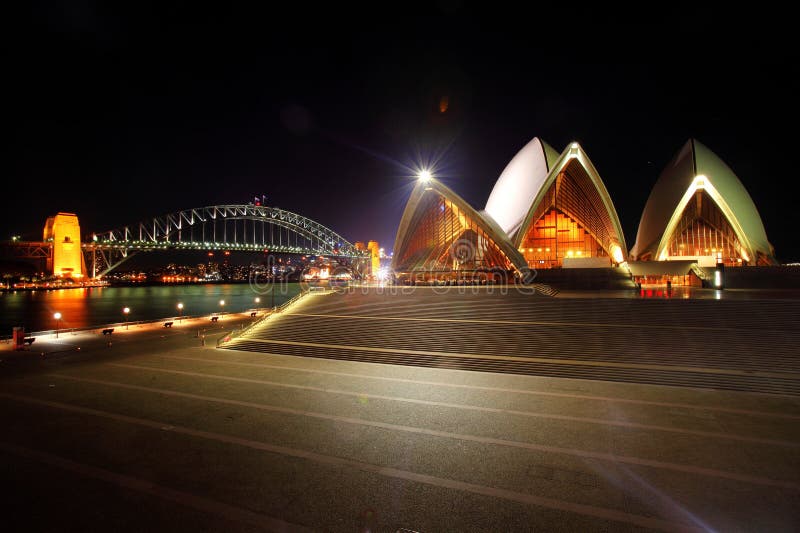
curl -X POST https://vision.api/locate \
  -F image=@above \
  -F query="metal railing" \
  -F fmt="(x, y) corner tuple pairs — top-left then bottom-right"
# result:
(2, 313), (241, 342)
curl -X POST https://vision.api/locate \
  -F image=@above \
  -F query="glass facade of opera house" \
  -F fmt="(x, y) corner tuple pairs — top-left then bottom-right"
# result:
(392, 138), (775, 284)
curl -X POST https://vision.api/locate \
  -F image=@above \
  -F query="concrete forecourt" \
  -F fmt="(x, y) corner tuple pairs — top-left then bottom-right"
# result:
(1, 288), (799, 532)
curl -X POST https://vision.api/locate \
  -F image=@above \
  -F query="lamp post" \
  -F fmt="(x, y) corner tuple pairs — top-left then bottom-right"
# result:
(219, 299), (225, 320)
(54, 312), (62, 338)
(177, 302), (184, 324)
(123, 307), (130, 329)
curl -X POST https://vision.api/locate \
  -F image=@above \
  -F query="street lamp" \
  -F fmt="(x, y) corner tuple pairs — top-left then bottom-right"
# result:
(418, 169), (432, 182)
(123, 307), (130, 329)
(54, 312), (62, 338)
(219, 299), (225, 320)
(177, 302), (184, 323)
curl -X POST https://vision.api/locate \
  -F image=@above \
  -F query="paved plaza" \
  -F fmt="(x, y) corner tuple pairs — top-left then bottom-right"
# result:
(1, 289), (799, 531)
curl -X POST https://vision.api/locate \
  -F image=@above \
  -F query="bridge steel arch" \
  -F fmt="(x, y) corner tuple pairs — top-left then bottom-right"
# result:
(84, 204), (364, 277)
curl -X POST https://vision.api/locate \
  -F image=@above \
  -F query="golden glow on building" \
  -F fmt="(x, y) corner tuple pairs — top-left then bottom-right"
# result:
(630, 139), (776, 266)
(519, 208), (609, 268)
(661, 189), (749, 266)
(392, 181), (521, 281)
(392, 139), (628, 281)
(43, 213), (86, 278)
(515, 154), (625, 269)
(367, 240), (380, 274)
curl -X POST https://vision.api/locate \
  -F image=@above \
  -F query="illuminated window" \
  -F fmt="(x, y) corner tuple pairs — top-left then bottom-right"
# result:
(393, 191), (516, 279)
(517, 160), (620, 268)
(665, 190), (746, 266)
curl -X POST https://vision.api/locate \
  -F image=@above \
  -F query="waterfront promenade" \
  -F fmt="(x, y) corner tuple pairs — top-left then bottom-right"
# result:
(1, 289), (798, 531)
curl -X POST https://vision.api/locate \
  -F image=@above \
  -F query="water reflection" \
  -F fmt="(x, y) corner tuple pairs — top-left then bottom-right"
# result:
(634, 285), (799, 301)
(0, 283), (302, 333)
(638, 286), (698, 299)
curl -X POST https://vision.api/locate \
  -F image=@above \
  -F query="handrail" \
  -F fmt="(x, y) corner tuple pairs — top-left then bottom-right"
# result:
(691, 264), (711, 281)
(2, 312), (248, 341)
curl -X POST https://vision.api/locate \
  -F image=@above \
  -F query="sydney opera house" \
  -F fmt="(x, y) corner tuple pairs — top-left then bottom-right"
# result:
(392, 137), (775, 284)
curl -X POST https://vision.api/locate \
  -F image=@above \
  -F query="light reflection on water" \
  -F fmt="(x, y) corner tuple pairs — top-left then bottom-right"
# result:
(0, 283), (302, 333)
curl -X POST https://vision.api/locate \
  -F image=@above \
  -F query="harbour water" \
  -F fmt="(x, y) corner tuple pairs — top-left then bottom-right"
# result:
(0, 283), (303, 334)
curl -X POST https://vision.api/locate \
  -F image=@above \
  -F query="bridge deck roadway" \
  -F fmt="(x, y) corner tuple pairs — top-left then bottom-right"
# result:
(0, 288), (798, 531)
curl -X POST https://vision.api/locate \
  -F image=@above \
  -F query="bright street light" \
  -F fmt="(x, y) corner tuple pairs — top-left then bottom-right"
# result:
(123, 307), (130, 329)
(418, 169), (432, 182)
(177, 302), (184, 323)
(54, 312), (62, 338)
(219, 299), (225, 320)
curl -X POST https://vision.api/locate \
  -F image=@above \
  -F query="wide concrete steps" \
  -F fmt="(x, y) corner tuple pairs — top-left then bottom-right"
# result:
(531, 267), (635, 290)
(225, 338), (800, 395)
(222, 289), (800, 395)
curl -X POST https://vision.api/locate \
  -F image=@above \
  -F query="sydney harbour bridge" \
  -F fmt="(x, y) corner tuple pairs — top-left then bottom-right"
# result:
(3, 204), (369, 278)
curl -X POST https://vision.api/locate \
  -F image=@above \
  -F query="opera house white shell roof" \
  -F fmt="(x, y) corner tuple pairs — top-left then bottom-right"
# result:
(629, 139), (775, 264)
(391, 175), (527, 275)
(392, 135), (776, 278)
(392, 137), (629, 275)
(512, 141), (627, 261)
(484, 137), (560, 239)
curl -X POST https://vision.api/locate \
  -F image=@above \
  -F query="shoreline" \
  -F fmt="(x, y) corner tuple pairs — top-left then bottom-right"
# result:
(1, 288), (319, 352)
(0, 279), (306, 292)
(2, 287), (316, 340)
(0, 310), (267, 340)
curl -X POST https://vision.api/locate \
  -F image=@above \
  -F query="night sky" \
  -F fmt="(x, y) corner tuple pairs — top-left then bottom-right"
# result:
(7, 4), (799, 261)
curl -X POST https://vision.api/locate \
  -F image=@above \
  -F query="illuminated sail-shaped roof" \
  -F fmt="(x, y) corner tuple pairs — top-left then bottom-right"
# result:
(630, 139), (775, 265)
(484, 137), (560, 239)
(514, 143), (627, 266)
(392, 178), (527, 277)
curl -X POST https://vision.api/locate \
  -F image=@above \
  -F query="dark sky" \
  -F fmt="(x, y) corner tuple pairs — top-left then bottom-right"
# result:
(6, 4), (799, 261)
